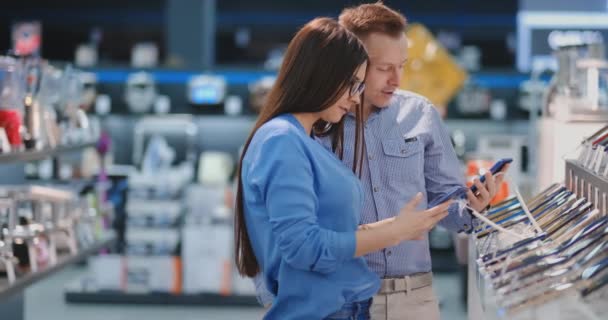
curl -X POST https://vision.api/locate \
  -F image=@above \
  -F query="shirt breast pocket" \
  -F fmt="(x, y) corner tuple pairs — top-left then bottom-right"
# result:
(381, 137), (424, 184)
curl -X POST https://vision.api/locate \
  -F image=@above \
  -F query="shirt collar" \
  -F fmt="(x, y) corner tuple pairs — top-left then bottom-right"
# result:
(346, 105), (384, 121)
(281, 113), (306, 133)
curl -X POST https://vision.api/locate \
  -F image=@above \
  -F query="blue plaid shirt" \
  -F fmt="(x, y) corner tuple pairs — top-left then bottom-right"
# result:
(332, 90), (473, 277)
(254, 90), (473, 304)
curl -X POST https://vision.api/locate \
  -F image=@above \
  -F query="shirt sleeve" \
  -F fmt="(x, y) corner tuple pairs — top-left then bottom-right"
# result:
(253, 273), (274, 307)
(314, 135), (333, 153)
(247, 132), (357, 274)
(422, 104), (474, 233)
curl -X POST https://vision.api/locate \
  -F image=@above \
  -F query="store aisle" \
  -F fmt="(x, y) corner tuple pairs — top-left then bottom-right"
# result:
(24, 265), (266, 320)
(24, 266), (466, 320)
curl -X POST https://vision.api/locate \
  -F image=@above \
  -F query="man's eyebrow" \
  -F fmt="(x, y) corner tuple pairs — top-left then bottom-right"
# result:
(372, 60), (408, 66)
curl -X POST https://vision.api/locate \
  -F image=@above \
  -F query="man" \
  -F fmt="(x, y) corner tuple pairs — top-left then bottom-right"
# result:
(334, 4), (507, 319)
(256, 3), (506, 319)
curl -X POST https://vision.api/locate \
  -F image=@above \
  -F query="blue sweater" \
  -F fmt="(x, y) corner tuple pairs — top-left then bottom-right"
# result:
(241, 114), (380, 319)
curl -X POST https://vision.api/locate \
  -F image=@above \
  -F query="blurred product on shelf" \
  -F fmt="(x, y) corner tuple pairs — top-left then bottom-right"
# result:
(524, 39), (607, 193)
(0, 54), (100, 157)
(12, 21), (41, 57)
(125, 227), (180, 256)
(187, 74), (227, 106)
(182, 221), (232, 295)
(223, 95), (243, 116)
(132, 115), (198, 168)
(75, 44), (98, 67)
(0, 56), (25, 148)
(264, 47), (286, 70)
(489, 99), (508, 121)
(131, 42), (159, 68)
(79, 72), (98, 113)
(543, 42), (608, 121)
(455, 81), (491, 115)
(114, 133), (192, 294)
(0, 184), (113, 284)
(94, 94), (111, 116)
(124, 72), (157, 114)
(197, 151), (234, 186)
(0, 109), (22, 149)
(458, 46), (482, 72)
(84, 254), (181, 293)
(248, 76), (276, 114)
(184, 185), (229, 225)
(126, 199), (182, 230)
(401, 23), (468, 111)
(66, 113), (255, 299)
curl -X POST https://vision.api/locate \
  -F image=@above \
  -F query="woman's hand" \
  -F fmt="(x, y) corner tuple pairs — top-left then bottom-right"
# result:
(355, 193), (450, 257)
(391, 193), (450, 242)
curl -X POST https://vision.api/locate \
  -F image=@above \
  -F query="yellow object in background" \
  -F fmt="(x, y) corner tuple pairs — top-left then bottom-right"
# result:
(401, 24), (468, 111)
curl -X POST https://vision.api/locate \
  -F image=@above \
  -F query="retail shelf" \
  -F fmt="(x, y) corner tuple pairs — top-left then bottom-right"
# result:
(0, 142), (96, 164)
(90, 68), (538, 89)
(0, 232), (116, 301)
(65, 290), (258, 306)
(0, 10), (516, 28)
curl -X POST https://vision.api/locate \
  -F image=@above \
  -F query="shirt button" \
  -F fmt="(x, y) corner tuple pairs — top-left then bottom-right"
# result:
(373, 187), (379, 192)
(387, 251), (392, 257)
(401, 149), (407, 154)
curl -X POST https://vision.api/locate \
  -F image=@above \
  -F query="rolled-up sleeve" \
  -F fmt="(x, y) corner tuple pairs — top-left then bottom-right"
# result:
(247, 134), (356, 274)
(253, 273), (274, 306)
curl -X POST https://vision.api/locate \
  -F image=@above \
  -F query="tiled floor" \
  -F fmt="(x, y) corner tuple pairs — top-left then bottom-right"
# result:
(23, 266), (467, 320)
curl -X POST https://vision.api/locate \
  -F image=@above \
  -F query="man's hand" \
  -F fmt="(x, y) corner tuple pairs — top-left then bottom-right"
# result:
(466, 164), (510, 212)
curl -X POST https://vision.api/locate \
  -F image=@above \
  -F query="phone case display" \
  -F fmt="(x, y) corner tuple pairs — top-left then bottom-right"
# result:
(468, 128), (608, 320)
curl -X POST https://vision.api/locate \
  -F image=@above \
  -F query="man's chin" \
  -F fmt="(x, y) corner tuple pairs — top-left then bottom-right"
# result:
(371, 96), (392, 108)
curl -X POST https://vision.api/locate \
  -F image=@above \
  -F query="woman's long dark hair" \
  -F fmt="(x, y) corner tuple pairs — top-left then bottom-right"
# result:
(235, 17), (368, 277)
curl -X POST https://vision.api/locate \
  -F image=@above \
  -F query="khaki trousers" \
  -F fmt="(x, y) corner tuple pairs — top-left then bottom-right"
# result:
(371, 274), (440, 320)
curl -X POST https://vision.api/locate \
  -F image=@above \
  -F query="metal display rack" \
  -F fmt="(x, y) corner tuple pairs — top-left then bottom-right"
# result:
(566, 160), (608, 216)
(467, 158), (607, 320)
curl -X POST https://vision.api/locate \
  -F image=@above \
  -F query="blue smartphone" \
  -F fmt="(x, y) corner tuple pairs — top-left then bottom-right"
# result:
(429, 186), (468, 207)
(470, 158), (513, 193)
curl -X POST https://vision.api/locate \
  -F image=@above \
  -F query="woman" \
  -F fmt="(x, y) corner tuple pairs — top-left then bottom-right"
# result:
(235, 17), (450, 319)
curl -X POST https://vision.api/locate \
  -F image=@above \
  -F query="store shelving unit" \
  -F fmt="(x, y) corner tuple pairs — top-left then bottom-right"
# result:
(64, 289), (257, 306)
(0, 142), (96, 164)
(0, 232), (115, 301)
(0, 141), (115, 320)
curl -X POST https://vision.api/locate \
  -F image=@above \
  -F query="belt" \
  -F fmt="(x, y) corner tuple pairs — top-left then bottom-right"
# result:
(378, 272), (433, 294)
